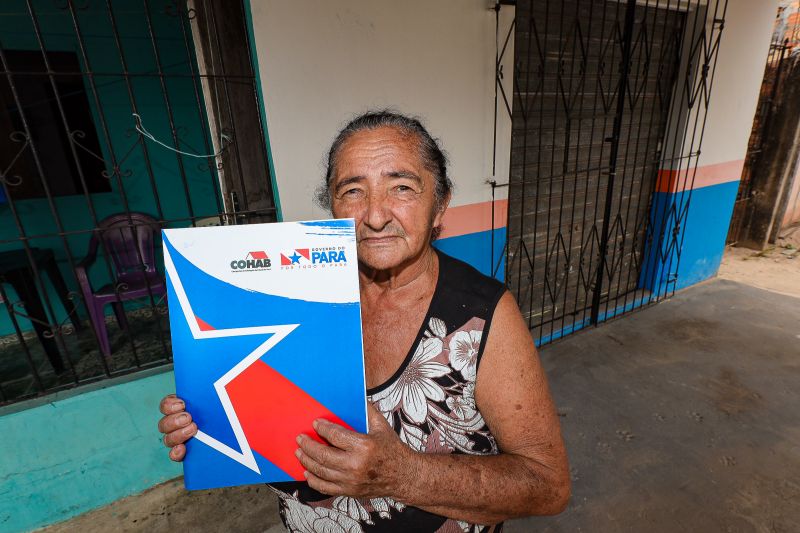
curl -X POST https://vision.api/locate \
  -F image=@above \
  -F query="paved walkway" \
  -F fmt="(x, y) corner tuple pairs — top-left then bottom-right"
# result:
(43, 279), (800, 532)
(509, 279), (800, 532)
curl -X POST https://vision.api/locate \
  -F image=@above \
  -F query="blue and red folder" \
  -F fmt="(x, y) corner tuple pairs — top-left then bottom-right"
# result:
(163, 219), (367, 490)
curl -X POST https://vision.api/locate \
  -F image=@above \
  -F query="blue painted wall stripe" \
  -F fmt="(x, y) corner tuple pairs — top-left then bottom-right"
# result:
(640, 180), (739, 293)
(433, 227), (507, 282)
(536, 293), (653, 346)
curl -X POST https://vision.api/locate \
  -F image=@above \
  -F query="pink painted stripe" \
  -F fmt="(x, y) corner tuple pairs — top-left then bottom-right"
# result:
(655, 159), (744, 193)
(439, 162), (744, 238)
(439, 199), (508, 240)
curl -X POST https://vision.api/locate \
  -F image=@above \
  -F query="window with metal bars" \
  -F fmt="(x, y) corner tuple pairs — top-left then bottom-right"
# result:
(0, 0), (275, 406)
(0, 49), (110, 199)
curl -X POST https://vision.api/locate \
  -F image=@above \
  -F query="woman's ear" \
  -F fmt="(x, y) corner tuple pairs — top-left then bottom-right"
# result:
(433, 191), (451, 229)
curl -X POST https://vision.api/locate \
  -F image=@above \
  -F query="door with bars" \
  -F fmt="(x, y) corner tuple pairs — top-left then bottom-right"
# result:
(504, 0), (728, 345)
(0, 0), (274, 405)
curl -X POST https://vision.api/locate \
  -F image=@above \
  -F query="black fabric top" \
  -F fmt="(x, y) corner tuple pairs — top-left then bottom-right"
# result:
(271, 250), (507, 533)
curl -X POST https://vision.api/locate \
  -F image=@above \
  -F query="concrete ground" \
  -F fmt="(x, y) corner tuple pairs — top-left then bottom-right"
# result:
(509, 279), (800, 533)
(41, 278), (800, 533)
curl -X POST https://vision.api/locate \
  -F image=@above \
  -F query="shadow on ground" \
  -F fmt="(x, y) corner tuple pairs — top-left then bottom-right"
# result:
(42, 279), (800, 532)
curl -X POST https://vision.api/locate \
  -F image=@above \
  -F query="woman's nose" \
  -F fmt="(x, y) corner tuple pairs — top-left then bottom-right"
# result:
(363, 193), (392, 231)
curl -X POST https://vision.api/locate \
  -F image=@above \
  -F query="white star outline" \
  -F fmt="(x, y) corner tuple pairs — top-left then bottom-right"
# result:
(164, 245), (299, 474)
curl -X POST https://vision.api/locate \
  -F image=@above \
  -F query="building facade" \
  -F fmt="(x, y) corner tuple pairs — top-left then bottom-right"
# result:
(0, 1), (781, 530)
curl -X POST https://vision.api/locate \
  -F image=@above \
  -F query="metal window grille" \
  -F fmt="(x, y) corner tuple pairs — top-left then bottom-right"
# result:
(0, 0), (275, 406)
(497, 0), (729, 346)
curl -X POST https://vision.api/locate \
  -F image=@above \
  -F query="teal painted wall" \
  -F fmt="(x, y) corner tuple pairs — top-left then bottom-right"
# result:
(0, 0), (222, 336)
(0, 369), (180, 532)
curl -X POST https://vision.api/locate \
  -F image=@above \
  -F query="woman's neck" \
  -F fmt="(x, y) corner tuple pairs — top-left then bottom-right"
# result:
(358, 245), (438, 294)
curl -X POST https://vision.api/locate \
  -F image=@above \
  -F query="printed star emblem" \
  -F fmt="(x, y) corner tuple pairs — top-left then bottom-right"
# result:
(164, 246), (298, 473)
(289, 252), (302, 264)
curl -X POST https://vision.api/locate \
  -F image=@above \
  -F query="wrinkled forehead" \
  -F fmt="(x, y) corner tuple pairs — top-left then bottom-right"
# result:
(332, 127), (427, 181)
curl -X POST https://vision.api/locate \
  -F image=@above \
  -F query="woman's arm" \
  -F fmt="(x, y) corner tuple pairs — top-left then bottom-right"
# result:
(296, 291), (570, 524)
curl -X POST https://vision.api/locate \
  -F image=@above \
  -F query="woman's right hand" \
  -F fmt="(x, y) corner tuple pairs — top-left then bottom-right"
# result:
(158, 394), (197, 462)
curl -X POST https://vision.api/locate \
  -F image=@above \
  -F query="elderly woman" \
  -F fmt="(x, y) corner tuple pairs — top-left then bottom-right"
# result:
(158, 111), (569, 532)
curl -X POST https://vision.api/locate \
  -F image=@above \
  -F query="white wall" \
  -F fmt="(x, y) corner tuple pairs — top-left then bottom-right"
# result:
(249, 0), (514, 221)
(695, 0), (778, 167)
(658, 0), (778, 172)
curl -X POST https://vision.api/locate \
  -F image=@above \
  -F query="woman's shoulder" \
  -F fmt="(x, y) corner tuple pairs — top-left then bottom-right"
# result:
(432, 249), (506, 322)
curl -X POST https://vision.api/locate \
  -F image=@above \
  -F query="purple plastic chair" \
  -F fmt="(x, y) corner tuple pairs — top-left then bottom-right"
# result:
(75, 213), (165, 357)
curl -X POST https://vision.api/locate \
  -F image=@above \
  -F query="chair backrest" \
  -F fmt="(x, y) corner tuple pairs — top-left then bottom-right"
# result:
(95, 213), (160, 278)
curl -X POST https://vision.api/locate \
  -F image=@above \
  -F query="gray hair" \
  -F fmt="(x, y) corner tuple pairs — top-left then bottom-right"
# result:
(315, 110), (452, 212)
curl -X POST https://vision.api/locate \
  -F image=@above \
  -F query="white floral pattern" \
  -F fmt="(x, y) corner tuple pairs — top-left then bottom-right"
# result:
(272, 314), (498, 533)
(399, 421), (428, 452)
(371, 337), (450, 424)
(427, 317), (448, 338)
(369, 497), (406, 519)
(271, 489), (407, 533)
(448, 330), (482, 380)
(276, 490), (364, 532)
(446, 382), (477, 420)
(332, 497), (372, 525)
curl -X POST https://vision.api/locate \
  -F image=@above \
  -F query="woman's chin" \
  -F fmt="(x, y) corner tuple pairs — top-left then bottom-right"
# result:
(357, 245), (411, 272)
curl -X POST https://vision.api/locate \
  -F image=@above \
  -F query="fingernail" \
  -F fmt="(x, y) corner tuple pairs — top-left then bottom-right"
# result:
(173, 401), (185, 412)
(183, 424), (195, 436)
(303, 471), (310, 479)
(312, 420), (319, 430)
(296, 435), (303, 444)
(295, 449), (302, 458)
(178, 414), (189, 425)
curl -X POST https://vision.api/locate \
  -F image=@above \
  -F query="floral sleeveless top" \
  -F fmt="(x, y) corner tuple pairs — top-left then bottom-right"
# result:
(270, 251), (506, 532)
